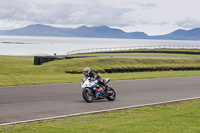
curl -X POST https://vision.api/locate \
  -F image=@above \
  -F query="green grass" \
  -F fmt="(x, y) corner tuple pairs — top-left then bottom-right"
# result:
(1, 56), (200, 87)
(2, 71), (200, 87)
(1, 99), (199, 133)
(42, 57), (200, 73)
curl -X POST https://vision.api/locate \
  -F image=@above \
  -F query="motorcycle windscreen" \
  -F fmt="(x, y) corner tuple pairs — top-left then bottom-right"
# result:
(103, 78), (110, 84)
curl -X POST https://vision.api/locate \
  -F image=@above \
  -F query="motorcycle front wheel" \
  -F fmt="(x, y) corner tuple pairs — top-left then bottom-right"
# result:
(82, 89), (94, 103)
(106, 87), (116, 101)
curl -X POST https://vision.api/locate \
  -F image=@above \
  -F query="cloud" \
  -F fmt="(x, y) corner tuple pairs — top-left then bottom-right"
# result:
(126, 2), (157, 10)
(0, 0), (130, 26)
(175, 17), (200, 29)
(0, 0), (157, 28)
(0, 0), (200, 35)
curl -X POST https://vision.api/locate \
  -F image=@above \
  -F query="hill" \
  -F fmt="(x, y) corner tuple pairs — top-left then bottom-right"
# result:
(0, 24), (148, 39)
(149, 28), (200, 40)
(0, 24), (200, 40)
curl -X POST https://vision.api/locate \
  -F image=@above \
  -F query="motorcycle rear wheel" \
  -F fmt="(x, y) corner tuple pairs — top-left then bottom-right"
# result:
(82, 89), (94, 103)
(106, 87), (116, 101)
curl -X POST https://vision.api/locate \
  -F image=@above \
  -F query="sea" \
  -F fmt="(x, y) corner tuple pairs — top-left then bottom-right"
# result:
(0, 36), (200, 56)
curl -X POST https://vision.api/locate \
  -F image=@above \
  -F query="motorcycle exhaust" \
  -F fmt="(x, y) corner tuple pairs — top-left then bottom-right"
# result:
(107, 91), (113, 95)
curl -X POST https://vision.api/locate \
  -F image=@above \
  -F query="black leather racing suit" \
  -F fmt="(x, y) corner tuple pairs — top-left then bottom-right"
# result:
(85, 70), (106, 88)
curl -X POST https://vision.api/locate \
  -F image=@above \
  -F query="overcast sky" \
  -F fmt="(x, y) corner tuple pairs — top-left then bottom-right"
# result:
(0, 0), (200, 35)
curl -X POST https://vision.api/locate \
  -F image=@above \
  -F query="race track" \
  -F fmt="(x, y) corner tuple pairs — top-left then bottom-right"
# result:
(0, 77), (200, 125)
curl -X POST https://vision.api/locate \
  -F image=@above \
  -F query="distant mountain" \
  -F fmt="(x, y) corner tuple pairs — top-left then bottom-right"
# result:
(149, 28), (200, 40)
(0, 24), (73, 37)
(0, 24), (200, 40)
(0, 24), (148, 39)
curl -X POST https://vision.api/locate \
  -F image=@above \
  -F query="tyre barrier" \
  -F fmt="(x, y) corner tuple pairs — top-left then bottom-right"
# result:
(34, 56), (97, 65)
(65, 66), (200, 74)
(34, 56), (65, 65)
(65, 71), (82, 74)
(104, 66), (200, 73)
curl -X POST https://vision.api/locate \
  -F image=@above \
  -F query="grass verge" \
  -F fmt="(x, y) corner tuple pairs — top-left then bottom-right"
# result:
(1, 56), (200, 87)
(1, 99), (199, 133)
(1, 71), (200, 87)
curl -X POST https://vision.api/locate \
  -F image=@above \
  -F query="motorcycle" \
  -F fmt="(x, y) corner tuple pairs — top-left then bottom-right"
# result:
(81, 77), (116, 103)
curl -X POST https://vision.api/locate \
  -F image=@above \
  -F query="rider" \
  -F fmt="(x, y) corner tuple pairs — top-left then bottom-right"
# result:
(83, 67), (108, 94)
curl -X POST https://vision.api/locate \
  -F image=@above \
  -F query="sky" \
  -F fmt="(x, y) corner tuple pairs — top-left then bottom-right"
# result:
(0, 0), (200, 35)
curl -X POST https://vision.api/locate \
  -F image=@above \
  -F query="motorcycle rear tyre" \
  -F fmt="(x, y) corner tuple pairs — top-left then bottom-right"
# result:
(106, 87), (116, 101)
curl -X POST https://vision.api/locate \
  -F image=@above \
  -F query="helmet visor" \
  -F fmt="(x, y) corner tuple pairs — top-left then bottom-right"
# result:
(83, 71), (88, 76)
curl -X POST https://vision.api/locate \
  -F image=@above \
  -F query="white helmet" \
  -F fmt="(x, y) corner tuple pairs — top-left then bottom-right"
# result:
(83, 67), (91, 76)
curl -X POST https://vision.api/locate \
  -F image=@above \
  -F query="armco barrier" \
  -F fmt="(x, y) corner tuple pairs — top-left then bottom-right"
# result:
(67, 45), (200, 55)
(104, 50), (200, 55)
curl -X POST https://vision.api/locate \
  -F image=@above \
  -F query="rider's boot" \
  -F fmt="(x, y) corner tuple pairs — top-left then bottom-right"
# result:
(99, 79), (108, 95)
(103, 85), (108, 95)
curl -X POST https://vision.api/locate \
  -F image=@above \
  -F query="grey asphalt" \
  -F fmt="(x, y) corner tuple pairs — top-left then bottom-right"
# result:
(0, 77), (200, 124)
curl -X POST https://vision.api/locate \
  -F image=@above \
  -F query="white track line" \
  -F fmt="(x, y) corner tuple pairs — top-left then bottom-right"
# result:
(0, 96), (200, 126)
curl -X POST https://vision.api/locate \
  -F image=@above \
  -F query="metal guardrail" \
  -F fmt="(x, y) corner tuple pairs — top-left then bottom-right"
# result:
(67, 45), (200, 55)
